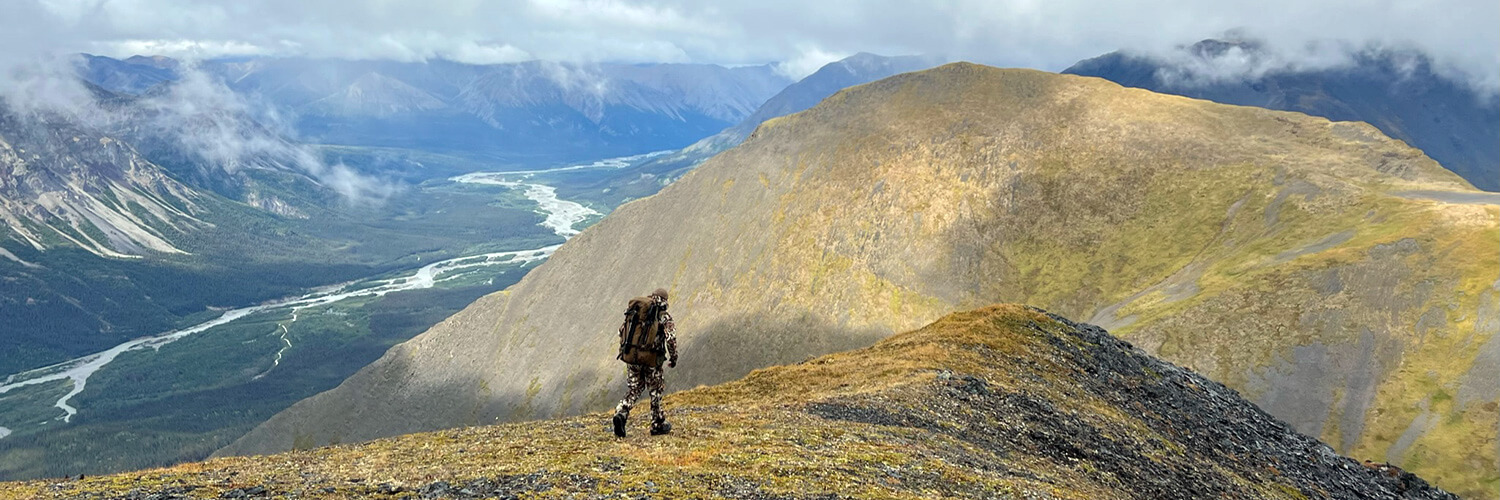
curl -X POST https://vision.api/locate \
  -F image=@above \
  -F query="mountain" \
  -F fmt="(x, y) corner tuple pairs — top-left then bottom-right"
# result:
(301, 71), (447, 117)
(76, 57), (795, 163)
(0, 95), (346, 373)
(565, 53), (945, 205)
(3, 305), (1458, 499)
(0, 79), (572, 478)
(103, 85), (344, 216)
(223, 64), (1498, 496)
(1064, 39), (1500, 191)
(693, 52), (946, 153)
(0, 102), (206, 258)
(74, 54), (180, 94)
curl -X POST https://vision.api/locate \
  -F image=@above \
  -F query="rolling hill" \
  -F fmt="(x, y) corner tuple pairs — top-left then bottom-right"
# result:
(221, 63), (1498, 496)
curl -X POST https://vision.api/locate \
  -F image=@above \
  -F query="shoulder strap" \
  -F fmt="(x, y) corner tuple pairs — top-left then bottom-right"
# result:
(617, 302), (638, 360)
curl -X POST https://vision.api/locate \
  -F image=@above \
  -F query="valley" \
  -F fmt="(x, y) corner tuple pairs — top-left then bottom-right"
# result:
(0, 151), (660, 480)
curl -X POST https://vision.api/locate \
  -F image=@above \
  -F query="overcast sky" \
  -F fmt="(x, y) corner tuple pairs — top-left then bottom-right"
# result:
(7, 0), (1498, 90)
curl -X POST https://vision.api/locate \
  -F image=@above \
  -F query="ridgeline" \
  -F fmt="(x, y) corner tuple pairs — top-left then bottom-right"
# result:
(0, 305), (1458, 499)
(222, 63), (1497, 496)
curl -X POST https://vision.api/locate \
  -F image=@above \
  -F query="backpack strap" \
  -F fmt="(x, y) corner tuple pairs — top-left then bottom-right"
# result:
(647, 301), (666, 354)
(617, 304), (635, 360)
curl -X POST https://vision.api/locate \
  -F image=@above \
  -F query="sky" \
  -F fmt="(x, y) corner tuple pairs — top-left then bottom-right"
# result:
(5, 0), (1497, 90)
(1, 0), (1493, 203)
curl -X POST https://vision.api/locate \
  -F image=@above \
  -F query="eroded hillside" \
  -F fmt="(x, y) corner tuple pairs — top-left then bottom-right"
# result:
(224, 63), (1498, 497)
(0, 106), (206, 257)
(1, 306), (1457, 499)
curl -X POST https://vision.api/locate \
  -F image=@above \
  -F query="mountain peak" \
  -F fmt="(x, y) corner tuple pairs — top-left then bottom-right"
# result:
(122, 55), (181, 70)
(1187, 38), (1263, 58)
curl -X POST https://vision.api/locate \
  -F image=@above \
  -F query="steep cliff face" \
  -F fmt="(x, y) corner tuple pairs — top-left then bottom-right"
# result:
(4, 306), (1459, 499)
(0, 107), (206, 258)
(226, 64), (1497, 497)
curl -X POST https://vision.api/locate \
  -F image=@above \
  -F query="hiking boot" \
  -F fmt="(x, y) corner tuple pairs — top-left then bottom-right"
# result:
(612, 413), (627, 438)
(650, 420), (672, 436)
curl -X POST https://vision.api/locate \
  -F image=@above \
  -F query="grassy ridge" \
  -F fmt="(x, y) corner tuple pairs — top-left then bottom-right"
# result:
(0, 305), (1455, 499)
(224, 64), (1495, 498)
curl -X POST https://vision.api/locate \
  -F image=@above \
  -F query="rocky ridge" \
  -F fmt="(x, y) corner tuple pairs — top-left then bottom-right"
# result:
(0, 305), (1458, 499)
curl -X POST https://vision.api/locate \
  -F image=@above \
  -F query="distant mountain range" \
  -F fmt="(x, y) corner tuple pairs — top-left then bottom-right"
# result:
(1066, 39), (1500, 191)
(567, 53), (946, 204)
(0, 79), (338, 259)
(78, 55), (793, 162)
(76, 55), (180, 94)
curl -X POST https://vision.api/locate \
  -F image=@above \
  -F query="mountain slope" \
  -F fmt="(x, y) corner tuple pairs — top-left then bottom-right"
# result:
(3, 306), (1457, 499)
(642, 54), (942, 169)
(0, 105), (206, 258)
(1064, 39), (1500, 191)
(697, 53), (945, 152)
(226, 64), (1498, 497)
(76, 54), (180, 94)
(301, 72), (448, 117)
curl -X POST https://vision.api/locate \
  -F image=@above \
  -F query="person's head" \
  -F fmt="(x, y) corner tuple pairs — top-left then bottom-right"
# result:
(651, 288), (669, 308)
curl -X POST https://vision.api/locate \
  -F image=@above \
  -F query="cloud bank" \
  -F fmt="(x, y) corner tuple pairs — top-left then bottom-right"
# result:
(1, 0), (1492, 91)
(0, 55), (396, 204)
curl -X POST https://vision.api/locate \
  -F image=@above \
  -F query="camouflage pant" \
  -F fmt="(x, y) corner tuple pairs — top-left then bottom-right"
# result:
(614, 364), (665, 423)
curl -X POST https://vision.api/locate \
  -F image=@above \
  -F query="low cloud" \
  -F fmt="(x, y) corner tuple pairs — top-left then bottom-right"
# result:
(2, 0), (1495, 95)
(1132, 35), (1499, 98)
(1142, 38), (1357, 88)
(775, 47), (851, 80)
(133, 68), (398, 203)
(0, 54), (396, 205)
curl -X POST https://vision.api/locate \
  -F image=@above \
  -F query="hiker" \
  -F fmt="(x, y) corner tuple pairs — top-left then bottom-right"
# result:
(612, 288), (679, 437)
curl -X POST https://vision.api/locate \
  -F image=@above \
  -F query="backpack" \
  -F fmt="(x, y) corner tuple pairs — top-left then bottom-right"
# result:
(617, 296), (666, 367)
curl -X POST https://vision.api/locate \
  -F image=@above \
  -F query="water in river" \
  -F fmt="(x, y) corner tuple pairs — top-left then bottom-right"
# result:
(0, 152), (647, 433)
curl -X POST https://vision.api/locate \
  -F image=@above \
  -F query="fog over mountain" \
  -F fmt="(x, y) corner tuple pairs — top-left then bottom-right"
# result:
(5, 0), (1496, 91)
(1066, 39), (1500, 192)
(5, 1), (1493, 179)
(2, 56), (394, 206)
